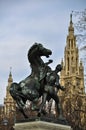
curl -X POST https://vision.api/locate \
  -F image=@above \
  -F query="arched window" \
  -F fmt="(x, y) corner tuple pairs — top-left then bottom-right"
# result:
(67, 57), (69, 71)
(71, 39), (73, 49)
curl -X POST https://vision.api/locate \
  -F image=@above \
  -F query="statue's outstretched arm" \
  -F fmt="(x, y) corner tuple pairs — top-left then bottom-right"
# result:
(45, 59), (53, 65)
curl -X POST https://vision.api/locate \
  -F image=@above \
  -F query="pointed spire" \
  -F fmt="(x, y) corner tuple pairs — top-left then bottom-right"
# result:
(68, 13), (74, 35)
(70, 13), (73, 24)
(9, 67), (12, 76)
(8, 67), (13, 83)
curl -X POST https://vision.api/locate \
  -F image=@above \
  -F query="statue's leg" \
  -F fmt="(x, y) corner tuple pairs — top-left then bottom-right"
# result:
(17, 96), (25, 107)
(52, 93), (63, 119)
(10, 83), (25, 106)
(10, 83), (28, 118)
(38, 92), (47, 116)
(16, 99), (28, 118)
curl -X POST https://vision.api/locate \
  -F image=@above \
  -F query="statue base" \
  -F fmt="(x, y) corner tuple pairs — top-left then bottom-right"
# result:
(14, 119), (72, 130)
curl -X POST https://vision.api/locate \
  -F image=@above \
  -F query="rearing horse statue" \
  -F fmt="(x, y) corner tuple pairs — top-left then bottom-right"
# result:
(10, 43), (65, 119)
(10, 43), (52, 118)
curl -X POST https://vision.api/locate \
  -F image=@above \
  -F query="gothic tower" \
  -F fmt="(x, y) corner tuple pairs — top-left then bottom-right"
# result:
(60, 14), (85, 95)
(4, 68), (16, 117)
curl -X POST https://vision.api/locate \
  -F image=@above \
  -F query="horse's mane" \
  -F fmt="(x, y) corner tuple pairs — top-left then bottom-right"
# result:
(27, 43), (38, 61)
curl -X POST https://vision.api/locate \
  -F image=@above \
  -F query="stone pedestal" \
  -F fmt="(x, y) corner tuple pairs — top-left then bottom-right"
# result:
(14, 120), (72, 130)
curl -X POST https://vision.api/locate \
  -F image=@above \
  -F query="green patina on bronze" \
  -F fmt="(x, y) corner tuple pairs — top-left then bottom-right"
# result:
(9, 43), (65, 119)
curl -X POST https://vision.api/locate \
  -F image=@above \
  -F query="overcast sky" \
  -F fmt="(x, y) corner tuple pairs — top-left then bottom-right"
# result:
(0, 0), (86, 104)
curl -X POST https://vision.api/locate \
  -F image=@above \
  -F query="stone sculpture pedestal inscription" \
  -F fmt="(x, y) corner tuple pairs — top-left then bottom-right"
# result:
(14, 121), (72, 130)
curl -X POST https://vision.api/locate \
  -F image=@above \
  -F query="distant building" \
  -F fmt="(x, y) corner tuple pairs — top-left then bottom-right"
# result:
(0, 70), (16, 130)
(4, 70), (16, 117)
(0, 104), (4, 120)
(60, 14), (85, 94)
(59, 14), (86, 130)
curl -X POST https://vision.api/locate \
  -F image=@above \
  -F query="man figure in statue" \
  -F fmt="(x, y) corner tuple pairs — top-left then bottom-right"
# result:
(39, 64), (65, 118)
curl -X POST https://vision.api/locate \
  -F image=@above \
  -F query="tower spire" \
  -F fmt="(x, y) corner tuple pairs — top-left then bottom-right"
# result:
(70, 13), (73, 24)
(8, 67), (13, 83)
(68, 13), (74, 35)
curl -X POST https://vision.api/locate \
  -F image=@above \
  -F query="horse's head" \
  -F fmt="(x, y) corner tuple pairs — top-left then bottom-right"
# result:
(28, 43), (52, 63)
(37, 43), (52, 58)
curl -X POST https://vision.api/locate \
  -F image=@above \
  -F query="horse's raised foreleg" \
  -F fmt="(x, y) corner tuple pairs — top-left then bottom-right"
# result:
(16, 99), (28, 118)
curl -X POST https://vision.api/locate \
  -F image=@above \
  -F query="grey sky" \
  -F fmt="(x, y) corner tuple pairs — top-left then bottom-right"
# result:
(0, 0), (86, 104)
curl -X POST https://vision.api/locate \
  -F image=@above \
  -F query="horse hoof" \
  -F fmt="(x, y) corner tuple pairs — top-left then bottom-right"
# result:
(37, 112), (41, 117)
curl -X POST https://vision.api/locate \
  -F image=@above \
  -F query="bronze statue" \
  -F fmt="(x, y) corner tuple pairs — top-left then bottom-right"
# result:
(9, 43), (65, 119)
(38, 64), (65, 118)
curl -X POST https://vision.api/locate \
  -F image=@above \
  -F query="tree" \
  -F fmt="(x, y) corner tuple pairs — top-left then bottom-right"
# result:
(72, 9), (86, 91)
(72, 9), (86, 47)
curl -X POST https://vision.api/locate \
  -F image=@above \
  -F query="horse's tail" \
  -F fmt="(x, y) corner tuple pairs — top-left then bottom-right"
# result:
(9, 82), (20, 99)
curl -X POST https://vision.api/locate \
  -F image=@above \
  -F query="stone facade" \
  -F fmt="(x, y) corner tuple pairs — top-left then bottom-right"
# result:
(0, 70), (16, 130)
(60, 14), (85, 94)
(59, 14), (86, 130)
(4, 70), (16, 117)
